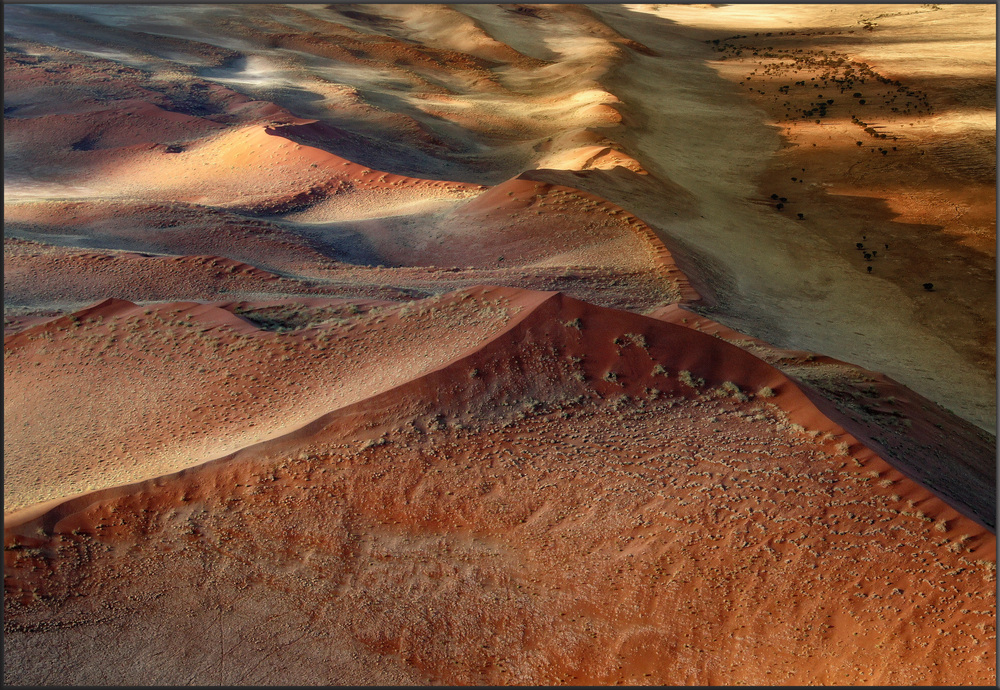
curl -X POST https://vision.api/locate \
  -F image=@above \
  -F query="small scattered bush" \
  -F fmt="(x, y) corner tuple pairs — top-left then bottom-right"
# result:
(719, 381), (747, 401)
(678, 370), (704, 389)
(625, 333), (647, 349)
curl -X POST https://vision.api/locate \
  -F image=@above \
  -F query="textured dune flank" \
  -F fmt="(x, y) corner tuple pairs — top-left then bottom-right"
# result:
(3, 3), (995, 686)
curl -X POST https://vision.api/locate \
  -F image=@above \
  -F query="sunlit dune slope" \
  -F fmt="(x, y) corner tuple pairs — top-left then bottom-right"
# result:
(13, 120), (483, 214)
(3, 287), (539, 513)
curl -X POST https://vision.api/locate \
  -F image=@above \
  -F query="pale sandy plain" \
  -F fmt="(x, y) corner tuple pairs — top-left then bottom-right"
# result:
(3, 3), (996, 686)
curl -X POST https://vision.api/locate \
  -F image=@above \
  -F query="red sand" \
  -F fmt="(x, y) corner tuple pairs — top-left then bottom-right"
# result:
(4, 287), (995, 685)
(3, 3), (994, 686)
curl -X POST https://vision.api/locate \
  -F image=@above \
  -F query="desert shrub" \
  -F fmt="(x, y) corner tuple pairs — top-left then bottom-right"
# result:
(611, 395), (631, 411)
(625, 333), (647, 348)
(678, 370), (704, 389)
(719, 381), (747, 401)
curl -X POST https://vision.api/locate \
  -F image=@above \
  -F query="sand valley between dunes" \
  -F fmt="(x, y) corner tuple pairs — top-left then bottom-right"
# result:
(3, 3), (996, 686)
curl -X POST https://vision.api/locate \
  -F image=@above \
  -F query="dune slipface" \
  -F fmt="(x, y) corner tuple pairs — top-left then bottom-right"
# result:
(3, 3), (995, 686)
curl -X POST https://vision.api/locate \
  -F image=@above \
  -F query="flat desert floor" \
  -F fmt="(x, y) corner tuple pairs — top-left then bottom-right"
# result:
(3, 3), (996, 686)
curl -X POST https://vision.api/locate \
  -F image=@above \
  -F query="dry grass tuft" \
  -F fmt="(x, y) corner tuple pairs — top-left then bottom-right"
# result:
(679, 370), (704, 389)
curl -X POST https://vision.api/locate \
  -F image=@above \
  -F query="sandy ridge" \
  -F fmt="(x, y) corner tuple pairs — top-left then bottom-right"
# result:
(5, 285), (984, 540)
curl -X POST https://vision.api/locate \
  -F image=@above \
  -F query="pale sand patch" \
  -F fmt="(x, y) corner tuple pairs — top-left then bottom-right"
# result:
(585, 4), (995, 431)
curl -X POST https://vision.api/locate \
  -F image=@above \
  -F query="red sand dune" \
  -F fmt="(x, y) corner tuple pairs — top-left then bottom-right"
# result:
(4, 201), (339, 278)
(3, 286), (541, 514)
(3, 3), (994, 686)
(4, 242), (302, 308)
(5, 153), (691, 315)
(4, 287), (994, 685)
(652, 303), (996, 531)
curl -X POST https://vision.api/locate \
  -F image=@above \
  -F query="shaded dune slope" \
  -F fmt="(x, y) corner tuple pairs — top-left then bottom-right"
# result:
(651, 304), (996, 531)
